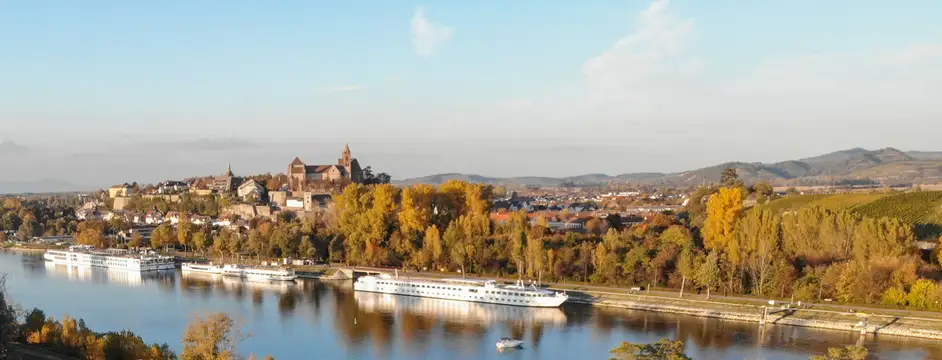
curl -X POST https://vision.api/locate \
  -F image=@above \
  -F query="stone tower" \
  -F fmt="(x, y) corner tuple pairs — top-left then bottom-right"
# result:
(339, 144), (353, 168)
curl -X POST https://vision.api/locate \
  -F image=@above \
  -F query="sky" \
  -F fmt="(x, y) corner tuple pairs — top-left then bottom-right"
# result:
(1, 0), (941, 190)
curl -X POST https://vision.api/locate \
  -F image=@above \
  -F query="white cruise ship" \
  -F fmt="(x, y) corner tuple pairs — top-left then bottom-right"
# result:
(354, 274), (568, 308)
(181, 262), (224, 275)
(217, 264), (297, 281)
(43, 245), (175, 272)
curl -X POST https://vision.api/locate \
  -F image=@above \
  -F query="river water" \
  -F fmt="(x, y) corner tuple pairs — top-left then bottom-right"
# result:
(1, 252), (938, 360)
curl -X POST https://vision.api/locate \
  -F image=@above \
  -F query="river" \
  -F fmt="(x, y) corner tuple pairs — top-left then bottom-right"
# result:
(1, 252), (937, 359)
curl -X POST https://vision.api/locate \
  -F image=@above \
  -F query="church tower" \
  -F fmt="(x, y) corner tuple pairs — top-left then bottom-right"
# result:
(339, 144), (353, 168)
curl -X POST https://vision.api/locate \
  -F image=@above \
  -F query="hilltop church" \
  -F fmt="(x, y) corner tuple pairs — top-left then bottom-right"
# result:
(288, 144), (363, 191)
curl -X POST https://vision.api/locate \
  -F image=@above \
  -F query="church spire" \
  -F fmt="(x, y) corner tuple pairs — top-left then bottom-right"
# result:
(339, 143), (353, 167)
(223, 162), (234, 177)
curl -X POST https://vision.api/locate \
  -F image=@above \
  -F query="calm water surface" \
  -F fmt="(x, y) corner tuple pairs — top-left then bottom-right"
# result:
(1, 252), (938, 360)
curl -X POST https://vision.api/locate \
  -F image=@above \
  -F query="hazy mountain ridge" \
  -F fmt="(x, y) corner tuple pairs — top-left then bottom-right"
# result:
(0, 179), (85, 194)
(397, 148), (942, 187)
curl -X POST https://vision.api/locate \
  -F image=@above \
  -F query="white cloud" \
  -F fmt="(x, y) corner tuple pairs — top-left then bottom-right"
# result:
(319, 85), (365, 93)
(503, 0), (942, 157)
(411, 6), (454, 57)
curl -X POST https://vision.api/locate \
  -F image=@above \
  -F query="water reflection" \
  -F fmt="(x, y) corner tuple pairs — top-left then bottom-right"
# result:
(42, 261), (173, 288)
(354, 291), (567, 326)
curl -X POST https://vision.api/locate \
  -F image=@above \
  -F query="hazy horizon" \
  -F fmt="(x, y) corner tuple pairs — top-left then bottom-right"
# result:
(2, 0), (941, 190)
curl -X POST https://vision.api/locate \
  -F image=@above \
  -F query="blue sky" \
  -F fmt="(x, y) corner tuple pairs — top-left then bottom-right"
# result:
(1, 0), (941, 188)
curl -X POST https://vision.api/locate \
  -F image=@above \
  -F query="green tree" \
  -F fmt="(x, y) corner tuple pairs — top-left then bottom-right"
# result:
(609, 339), (691, 360)
(0, 275), (17, 360)
(660, 226), (694, 249)
(695, 251), (721, 299)
(298, 235), (316, 260)
(720, 167), (742, 188)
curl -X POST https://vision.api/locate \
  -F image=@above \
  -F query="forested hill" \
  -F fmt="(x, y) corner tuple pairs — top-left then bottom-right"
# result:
(396, 148), (942, 187)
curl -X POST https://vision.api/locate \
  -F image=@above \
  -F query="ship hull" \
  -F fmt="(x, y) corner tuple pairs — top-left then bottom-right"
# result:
(44, 251), (175, 272)
(354, 276), (567, 308)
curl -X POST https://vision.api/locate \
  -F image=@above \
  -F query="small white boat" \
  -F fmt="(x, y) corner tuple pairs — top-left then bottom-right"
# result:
(181, 262), (224, 275)
(496, 337), (523, 350)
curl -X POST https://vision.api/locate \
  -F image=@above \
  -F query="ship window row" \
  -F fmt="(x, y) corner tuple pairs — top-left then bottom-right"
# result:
(377, 281), (467, 292)
(485, 290), (548, 298)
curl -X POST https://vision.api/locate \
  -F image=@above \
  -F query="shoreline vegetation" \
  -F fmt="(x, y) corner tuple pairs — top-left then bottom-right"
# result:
(1, 274), (274, 360)
(608, 339), (868, 360)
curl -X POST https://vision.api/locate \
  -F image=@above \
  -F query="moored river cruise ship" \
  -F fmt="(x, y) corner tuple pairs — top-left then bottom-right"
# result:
(185, 263), (297, 281)
(354, 273), (568, 308)
(44, 245), (175, 272)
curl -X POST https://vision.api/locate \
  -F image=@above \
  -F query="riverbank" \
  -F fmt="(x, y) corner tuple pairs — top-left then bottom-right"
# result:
(567, 290), (942, 340)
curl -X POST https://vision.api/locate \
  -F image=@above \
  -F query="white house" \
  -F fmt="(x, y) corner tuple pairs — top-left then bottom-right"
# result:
(237, 179), (265, 200)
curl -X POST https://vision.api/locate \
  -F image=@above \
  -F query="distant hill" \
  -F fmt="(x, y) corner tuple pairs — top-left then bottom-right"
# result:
(396, 148), (942, 187)
(0, 179), (85, 195)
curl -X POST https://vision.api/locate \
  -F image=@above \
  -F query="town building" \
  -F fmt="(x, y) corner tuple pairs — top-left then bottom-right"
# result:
(108, 184), (133, 198)
(157, 181), (189, 194)
(212, 163), (239, 193)
(237, 178), (265, 200)
(288, 144), (363, 191)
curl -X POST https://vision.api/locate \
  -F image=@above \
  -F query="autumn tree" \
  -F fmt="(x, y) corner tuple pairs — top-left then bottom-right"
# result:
(192, 226), (211, 256)
(609, 338), (691, 360)
(852, 217), (914, 261)
(398, 185), (435, 240)
(151, 224), (174, 250)
(703, 187), (743, 257)
(420, 225), (443, 269)
(810, 345), (868, 360)
(75, 220), (109, 248)
(181, 313), (244, 360)
(738, 209), (781, 295)
(213, 231), (230, 261)
(129, 231), (143, 249)
(178, 218), (194, 254)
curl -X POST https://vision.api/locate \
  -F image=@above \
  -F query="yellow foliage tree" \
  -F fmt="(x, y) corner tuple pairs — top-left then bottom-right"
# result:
(702, 187), (744, 263)
(399, 184), (435, 237)
(181, 313), (242, 360)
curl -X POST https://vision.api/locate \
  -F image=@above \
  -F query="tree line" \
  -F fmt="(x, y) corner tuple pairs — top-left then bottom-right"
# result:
(0, 198), (79, 242)
(76, 175), (942, 309)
